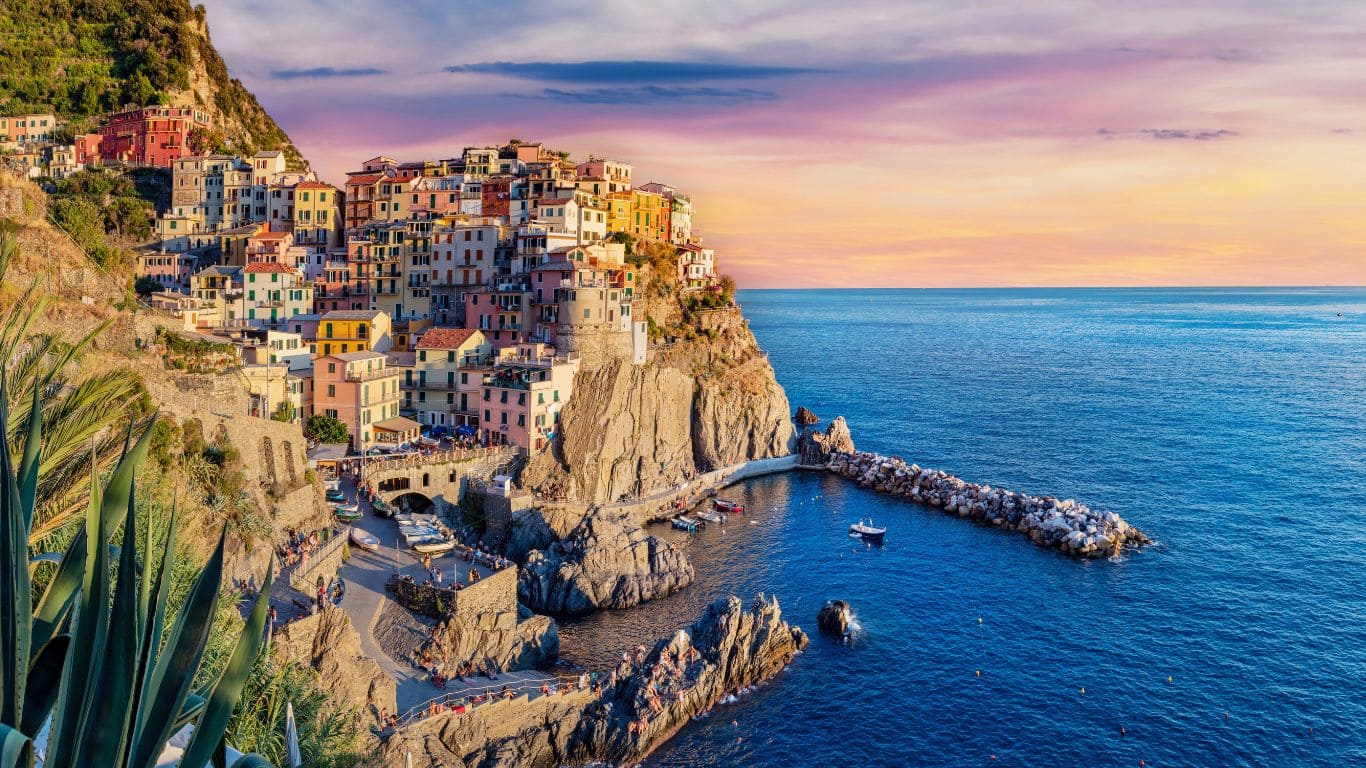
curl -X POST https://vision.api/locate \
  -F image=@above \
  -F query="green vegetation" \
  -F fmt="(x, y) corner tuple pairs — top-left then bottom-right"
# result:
(0, 0), (303, 166)
(271, 400), (296, 423)
(0, 233), (146, 546)
(0, 388), (276, 768)
(157, 326), (239, 373)
(225, 659), (362, 767)
(304, 414), (349, 444)
(134, 274), (160, 296)
(44, 167), (161, 271)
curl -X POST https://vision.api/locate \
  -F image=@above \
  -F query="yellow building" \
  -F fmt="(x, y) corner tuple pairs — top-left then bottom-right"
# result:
(317, 309), (393, 357)
(631, 190), (668, 242)
(293, 181), (342, 252)
(605, 191), (633, 235)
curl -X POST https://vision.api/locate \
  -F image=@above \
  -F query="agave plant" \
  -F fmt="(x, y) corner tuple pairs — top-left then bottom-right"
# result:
(0, 383), (276, 768)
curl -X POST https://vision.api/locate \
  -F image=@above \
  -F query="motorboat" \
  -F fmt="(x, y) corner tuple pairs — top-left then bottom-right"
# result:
(324, 478), (341, 491)
(333, 503), (362, 522)
(371, 497), (394, 518)
(349, 528), (380, 552)
(713, 498), (744, 514)
(849, 519), (886, 543)
(671, 516), (700, 532)
(696, 509), (724, 524)
(325, 488), (347, 503)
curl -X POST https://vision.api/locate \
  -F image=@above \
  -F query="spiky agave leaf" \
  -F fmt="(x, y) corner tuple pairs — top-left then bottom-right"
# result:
(178, 560), (275, 768)
(0, 380), (31, 730)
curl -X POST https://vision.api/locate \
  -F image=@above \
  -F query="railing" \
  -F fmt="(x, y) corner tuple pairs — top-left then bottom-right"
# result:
(395, 673), (582, 729)
(361, 446), (508, 479)
(344, 366), (401, 382)
(288, 526), (349, 591)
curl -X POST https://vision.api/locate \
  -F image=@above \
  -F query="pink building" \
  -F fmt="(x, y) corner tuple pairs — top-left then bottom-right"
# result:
(479, 343), (579, 453)
(137, 251), (195, 292)
(311, 350), (407, 450)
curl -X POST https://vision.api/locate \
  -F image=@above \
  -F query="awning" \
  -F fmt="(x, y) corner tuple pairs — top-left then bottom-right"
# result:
(373, 416), (422, 434)
(307, 442), (351, 465)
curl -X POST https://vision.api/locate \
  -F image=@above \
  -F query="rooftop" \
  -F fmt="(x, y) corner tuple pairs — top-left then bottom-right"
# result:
(244, 262), (295, 273)
(416, 327), (482, 350)
(332, 350), (386, 362)
(321, 309), (383, 321)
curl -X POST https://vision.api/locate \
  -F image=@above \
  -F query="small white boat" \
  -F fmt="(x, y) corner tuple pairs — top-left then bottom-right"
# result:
(349, 528), (380, 551)
(696, 510), (724, 524)
(671, 516), (700, 532)
(849, 519), (886, 543)
(324, 478), (341, 491)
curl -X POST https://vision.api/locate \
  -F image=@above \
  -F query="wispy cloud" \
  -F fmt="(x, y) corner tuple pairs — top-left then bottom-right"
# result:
(446, 60), (824, 83)
(1097, 128), (1240, 141)
(271, 67), (386, 80)
(516, 85), (779, 105)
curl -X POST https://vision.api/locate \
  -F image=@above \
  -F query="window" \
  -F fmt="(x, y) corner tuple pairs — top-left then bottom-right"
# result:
(500, 412), (507, 425)
(327, 384), (335, 397)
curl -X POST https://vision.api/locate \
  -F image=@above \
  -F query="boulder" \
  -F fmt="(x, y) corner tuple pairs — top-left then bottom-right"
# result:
(518, 509), (694, 615)
(272, 605), (396, 736)
(794, 405), (819, 426)
(816, 600), (852, 635)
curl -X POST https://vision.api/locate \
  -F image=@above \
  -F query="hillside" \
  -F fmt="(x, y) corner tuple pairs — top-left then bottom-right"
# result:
(0, 0), (304, 167)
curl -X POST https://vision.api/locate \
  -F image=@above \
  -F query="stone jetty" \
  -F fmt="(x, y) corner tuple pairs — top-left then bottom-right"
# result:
(827, 451), (1148, 558)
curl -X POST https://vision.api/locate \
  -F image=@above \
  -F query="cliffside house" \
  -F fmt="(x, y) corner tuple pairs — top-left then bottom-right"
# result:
(311, 350), (404, 450)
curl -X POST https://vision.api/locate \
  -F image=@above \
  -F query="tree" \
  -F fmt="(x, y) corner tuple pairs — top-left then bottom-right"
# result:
(718, 274), (737, 303)
(134, 274), (160, 296)
(270, 400), (295, 423)
(304, 414), (349, 444)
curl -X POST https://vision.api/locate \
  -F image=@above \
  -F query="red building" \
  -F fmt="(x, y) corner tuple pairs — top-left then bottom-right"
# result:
(74, 134), (102, 167)
(97, 106), (210, 167)
(481, 176), (512, 219)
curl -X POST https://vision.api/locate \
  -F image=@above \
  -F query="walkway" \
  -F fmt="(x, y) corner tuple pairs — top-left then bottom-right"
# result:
(332, 474), (523, 713)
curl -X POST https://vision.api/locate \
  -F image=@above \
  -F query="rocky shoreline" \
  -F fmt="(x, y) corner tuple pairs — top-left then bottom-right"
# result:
(827, 451), (1148, 557)
(385, 594), (806, 768)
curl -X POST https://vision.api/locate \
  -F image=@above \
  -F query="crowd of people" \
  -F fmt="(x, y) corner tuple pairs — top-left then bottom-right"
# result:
(278, 526), (337, 570)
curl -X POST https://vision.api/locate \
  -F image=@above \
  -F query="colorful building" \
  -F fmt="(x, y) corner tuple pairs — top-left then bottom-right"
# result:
(311, 350), (404, 450)
(240, 263), (314, 328)
(410, 328), (491, 428)
(317, 309), (392, 357)
(0, 114), (56, 145)
(479, 343), (580, 453)
(97, 106), (210, 167)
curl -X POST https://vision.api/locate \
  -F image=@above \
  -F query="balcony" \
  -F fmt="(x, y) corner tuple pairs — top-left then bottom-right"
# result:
(344, 366), (400, 382)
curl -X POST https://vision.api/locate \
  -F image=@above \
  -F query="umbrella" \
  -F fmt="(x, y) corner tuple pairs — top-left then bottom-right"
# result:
(285, 701), (302, 768)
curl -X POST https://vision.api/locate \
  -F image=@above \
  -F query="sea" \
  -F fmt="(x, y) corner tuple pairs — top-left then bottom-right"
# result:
(557, 288), (1366, 767)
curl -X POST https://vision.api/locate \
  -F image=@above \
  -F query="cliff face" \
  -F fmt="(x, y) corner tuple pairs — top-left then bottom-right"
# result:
(524, 306), (794, 505)
(519, 509), (694, 615)
(274, 605), (397, 736)
(385, 594), (807, 768)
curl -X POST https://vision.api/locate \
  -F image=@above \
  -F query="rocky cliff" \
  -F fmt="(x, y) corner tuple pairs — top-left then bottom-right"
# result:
(518, 509), (694, 615)
(420, 604), (560, 673)
(797, 415), (856, 466)
(273, 605), (397, 737)
(384, 594), (807, 768)
(524, 306), (794, 505)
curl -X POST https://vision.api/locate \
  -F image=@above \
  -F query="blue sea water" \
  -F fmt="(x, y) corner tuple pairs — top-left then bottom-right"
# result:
(557, 288), (1366, 767)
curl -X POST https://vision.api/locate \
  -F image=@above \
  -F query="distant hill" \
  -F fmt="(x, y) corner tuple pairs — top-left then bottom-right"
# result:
(0, 0), (305, 168)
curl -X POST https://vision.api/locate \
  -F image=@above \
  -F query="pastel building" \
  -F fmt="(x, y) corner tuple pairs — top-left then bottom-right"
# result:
(97, 106), (210, 167)
(410, 328), (491, 428)
(479, 343), (580, 453)
(0, 114), (56, 145)
(317, 309), (392, 357)
(311, 350), (406, 450)
(239, 263), (314, 328)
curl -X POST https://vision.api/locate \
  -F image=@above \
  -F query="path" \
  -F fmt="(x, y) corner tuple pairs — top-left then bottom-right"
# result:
(332, 475), (542, 713)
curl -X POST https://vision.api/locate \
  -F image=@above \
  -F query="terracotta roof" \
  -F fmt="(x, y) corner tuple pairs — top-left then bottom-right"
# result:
(347, 173), (384, 185)
(416, 328), (481, 350)
(244, 262), (295, 273)
(294, 180), (334, 190)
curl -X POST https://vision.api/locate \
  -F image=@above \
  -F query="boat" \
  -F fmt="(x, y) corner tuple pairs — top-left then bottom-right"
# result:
(671, 516), (700, 532)
(713, 498), (744, 514)
(325, 478), (341, 491)
(333, 503), (362, 522)
(849, 519), (886, 543)
(349, 528), (380, 551)
(325, 489), (346, 503)
(371, 497), (394, 518)
(696, 509), (724, 524)
(411, 539), (456, 555)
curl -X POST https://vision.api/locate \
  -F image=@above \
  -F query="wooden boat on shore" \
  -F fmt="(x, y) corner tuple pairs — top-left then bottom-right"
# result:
(333, 503), (362, 522)
(371, 497), (394, 518)
(696, 509), (724, 524)
(713, 498), (744, 514)
(349, 528), (380, 551)
(849, 519), (886, 543)
(411, 538), (456, 555)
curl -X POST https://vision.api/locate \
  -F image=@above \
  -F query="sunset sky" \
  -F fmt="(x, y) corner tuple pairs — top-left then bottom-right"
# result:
(199, 0), (1366, 288)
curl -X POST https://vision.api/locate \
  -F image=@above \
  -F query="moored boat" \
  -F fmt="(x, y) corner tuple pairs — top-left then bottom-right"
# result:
(697, 509), (724, 524)
(371, 497), (394, 517)
(714, 498), (744, 514)
(671, 516), (701, 532)
(349, 528), (380, 551)
(849, 519), (886, 543)
(411, 538), (456, 555)
(333, 503), (362, 522)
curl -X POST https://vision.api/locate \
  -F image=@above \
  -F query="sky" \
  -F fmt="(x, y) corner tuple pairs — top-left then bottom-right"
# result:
(198, 0), (1366, 288)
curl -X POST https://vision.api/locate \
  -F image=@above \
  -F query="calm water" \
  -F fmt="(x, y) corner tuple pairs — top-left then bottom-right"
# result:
(557, 288), (1366, 767)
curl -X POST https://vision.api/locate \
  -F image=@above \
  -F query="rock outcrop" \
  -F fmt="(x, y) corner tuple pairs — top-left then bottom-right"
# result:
(385, 594), (807, 768)
(794, 406), (819, 426)
(519, 510), (693, 615)
(828, 451), (1149, 558)
(817, 599), (852, 636)
(524, 307), (794, 505)
(421, 604), (560, 673)
(798, 416), (856, 466)
(273, 605), (396, 732)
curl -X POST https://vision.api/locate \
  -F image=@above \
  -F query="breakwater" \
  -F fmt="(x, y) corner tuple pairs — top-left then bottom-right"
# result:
(827, 451), (1147, 557)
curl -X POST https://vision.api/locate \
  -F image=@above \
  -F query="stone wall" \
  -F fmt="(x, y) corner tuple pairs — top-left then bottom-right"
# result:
(454, 564), (518, 619)
(555, 322), (632, 368)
